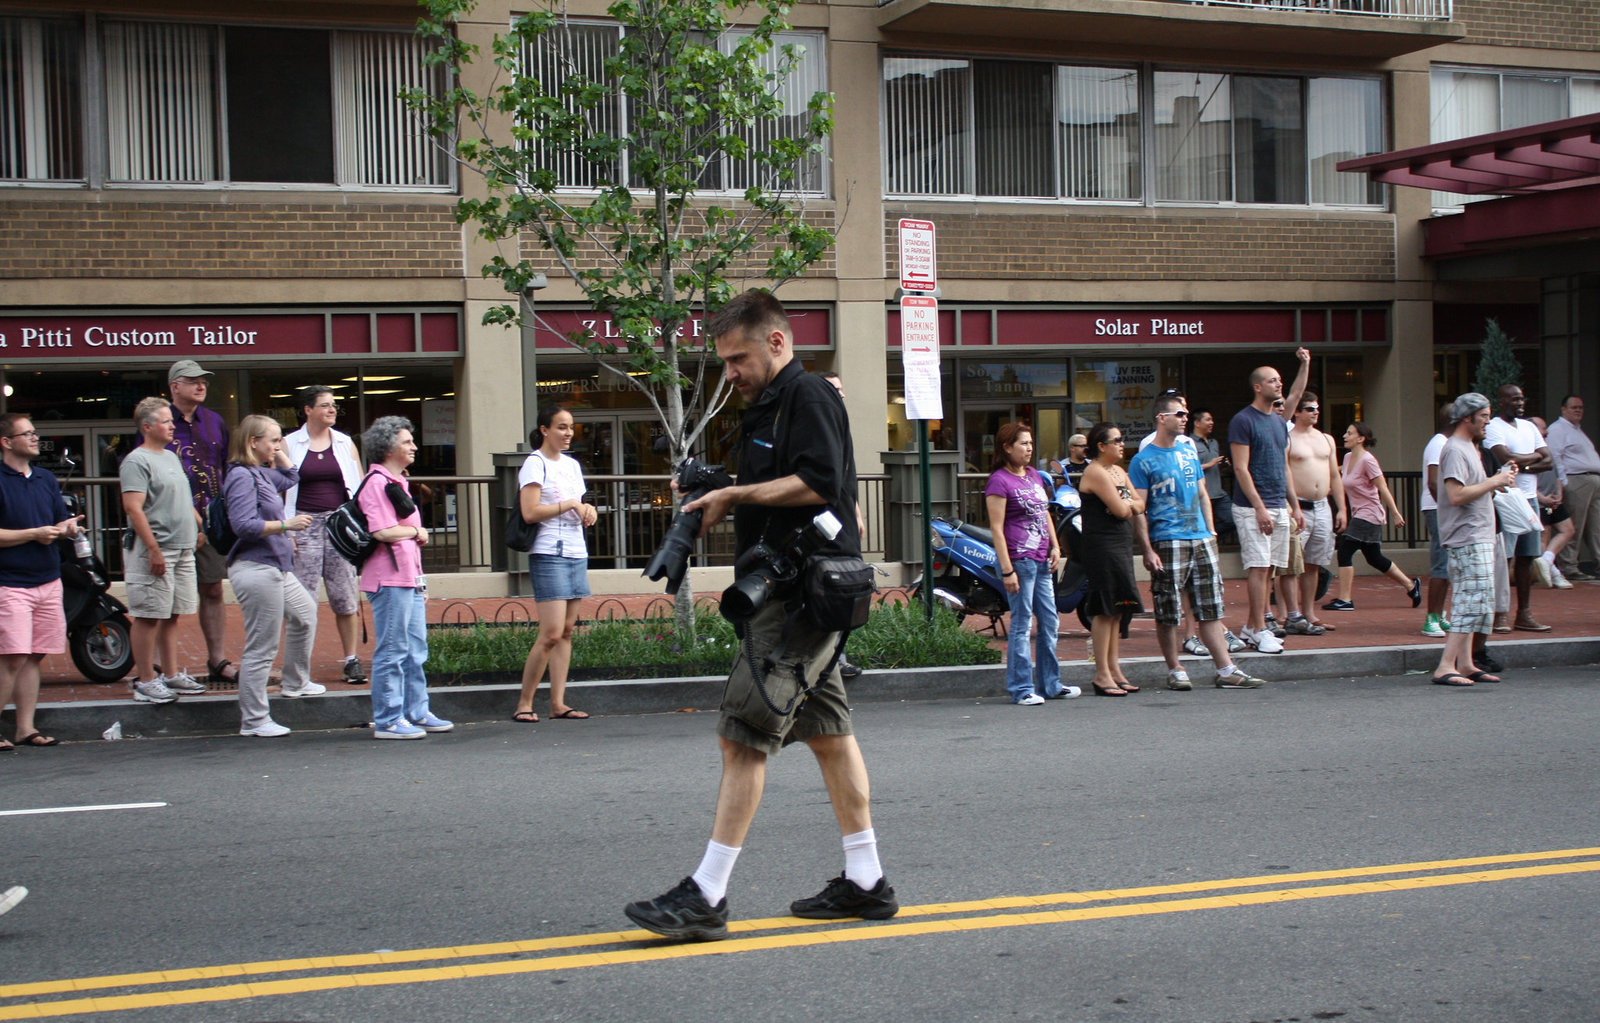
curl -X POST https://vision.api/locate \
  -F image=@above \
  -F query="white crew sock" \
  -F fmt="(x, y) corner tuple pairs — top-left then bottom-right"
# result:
(1542, 550), (1556, 566)
(691, 840), (741, 905)
(842, 828), (883, 889)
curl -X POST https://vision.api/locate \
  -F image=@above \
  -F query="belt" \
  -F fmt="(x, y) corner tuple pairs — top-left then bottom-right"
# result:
(1298, 498), (1319, 510)
(1569, 471), (1600, 476)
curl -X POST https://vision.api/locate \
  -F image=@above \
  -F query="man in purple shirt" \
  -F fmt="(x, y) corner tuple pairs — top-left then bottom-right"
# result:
(166, 360), (235, 684)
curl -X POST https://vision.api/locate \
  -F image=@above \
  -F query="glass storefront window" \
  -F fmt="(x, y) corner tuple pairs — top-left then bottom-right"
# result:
(958, 361), (1070, 400)
(1073, 359), (1181, 448)
(252, 364), (457, 474)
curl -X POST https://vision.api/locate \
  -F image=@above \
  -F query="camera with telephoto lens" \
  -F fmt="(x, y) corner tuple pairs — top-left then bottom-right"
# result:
(720, 509), (843, 624)
(642, 457), (735, 595)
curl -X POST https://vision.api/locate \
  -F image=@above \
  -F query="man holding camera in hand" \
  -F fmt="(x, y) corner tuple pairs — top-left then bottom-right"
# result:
(625, 290), (897, 941)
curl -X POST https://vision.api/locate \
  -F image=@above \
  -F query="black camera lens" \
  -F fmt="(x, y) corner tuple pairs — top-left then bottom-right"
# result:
(720, 572), (771, 624)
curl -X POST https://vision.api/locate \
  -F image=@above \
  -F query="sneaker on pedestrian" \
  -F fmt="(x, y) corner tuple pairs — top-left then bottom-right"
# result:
(1215, 666), (1267, 689)
(373, 720), (426, 740)
(0, 886), (27, 919)
(1223, 630), (1248, 654)
(1476, 648), (1504, 673)
(1420, 613), (1448, 638)
(1166, 669), (1192, 691)
(131, 677), (178, 704)
(1262, 614), (1287, 639)
(163, 670), (208, 695)
(240, 720), (291, 738)
(1550, 564), (1573, 588)
(1014, 693), (1046, 706)
(1047, 685), (1082, 699)
(279, 681), (327, 698)
(1245, 628), (1284, 654)
(790, 873), (900, 920)
(1285, 616), (1325, 636)
(1322, 599), (1355, 612)
(1181, 636), (1207, 657)
(624, 876), (729, 940)
(838, 655), (862, 680)
(410, 712), (455, 732)
(1531, 557), (1552, 588)
(341, 658), (369, 685)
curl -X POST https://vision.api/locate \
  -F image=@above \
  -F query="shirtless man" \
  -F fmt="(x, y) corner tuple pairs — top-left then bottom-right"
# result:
(1283, 391), (1346, 634)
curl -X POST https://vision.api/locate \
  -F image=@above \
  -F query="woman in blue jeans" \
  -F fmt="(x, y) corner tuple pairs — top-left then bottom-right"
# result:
(986, 422), (1078, 705)
(357, 416), (451, 740)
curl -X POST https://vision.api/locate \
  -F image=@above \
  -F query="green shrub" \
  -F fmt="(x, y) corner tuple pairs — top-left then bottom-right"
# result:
(426, 600), (997, 676)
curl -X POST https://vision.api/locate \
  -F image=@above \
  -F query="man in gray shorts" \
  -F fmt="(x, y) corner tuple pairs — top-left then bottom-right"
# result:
(625, 290), (895, 942)
(119, 397), (204, 703)
(1284, 391), (1345, 635)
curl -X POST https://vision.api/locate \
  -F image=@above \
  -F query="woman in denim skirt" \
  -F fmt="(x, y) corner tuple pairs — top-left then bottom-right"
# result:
(512, 405), (598, 723)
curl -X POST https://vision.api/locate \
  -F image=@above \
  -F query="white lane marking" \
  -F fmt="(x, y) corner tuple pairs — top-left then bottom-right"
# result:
(0, 802), (168, 817)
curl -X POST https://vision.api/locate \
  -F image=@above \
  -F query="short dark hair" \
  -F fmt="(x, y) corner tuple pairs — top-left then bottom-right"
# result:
(1087, 421), (1121, 458)
(298, 385), (335, 419)
(0, 412), (31, 439)
(1153, 394), (1184, 416)
(990, 422), (1032, 472)
(1297, 390), (1319, 410)
(1561, 394), (1583, 408)
(704, 288), (790, 347)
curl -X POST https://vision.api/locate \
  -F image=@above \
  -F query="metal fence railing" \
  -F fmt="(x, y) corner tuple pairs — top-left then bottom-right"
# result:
(61, 471), (893, 582)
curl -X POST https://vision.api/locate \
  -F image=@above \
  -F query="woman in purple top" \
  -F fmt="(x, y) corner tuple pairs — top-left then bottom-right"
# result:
(985, 422), (1074, 705)
(221, 415), (319, 737)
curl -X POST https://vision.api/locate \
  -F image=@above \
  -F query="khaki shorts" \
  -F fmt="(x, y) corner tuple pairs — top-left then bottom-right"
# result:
(126, 545), (199, 619)
(194, 539), (227, 586)
(1233, 505), (1292, 570)
(717, 600), (852, 757)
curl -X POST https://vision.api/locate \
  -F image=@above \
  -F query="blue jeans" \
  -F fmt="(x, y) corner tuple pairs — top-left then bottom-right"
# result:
(1005, 558), (1063, 701)
(367, 585), (431, 729)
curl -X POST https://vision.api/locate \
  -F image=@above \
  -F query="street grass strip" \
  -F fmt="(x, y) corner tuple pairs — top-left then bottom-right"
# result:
(6, 843), (1600, 1016)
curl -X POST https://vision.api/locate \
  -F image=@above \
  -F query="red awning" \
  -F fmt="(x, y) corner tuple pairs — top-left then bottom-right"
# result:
(1338, 112), (1600, 196)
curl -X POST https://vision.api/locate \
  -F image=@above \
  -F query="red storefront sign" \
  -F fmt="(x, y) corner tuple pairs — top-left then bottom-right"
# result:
(533, 308), (832, 350)
(886, 307), (1389, 348)
(0, 311), (461, 360)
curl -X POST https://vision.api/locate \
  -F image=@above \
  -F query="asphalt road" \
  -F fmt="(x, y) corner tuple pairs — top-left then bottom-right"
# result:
(3, 664), (1599, 1023)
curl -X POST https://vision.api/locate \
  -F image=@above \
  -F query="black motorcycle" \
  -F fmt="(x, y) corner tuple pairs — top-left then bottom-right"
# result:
(56, 477), (135, 684)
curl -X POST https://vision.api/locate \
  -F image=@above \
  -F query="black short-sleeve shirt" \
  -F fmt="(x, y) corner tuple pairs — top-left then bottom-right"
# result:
(733, 360), (860, 558)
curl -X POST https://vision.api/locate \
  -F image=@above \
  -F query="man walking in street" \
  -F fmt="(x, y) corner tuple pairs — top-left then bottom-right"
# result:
(167, 360), (237, 685)
(0, 413), (83, 749)
(120, 397), (205, 702)
(625, 290), (895, 941)
(1131, 394), (1267, 691)
(1431, 393), (1519, 686)
(1229, 361), (1304, 653)
(1484, 384), (1553, 632)
(1283, 391), (1345, 636)
(1544, 394), (1600, 579)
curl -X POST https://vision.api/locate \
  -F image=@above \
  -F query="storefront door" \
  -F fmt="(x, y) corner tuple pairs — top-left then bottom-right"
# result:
(961, 404), (1068, 472)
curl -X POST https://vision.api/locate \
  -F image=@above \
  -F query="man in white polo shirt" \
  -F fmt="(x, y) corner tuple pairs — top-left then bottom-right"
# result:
(1545, 394), (1600, 579)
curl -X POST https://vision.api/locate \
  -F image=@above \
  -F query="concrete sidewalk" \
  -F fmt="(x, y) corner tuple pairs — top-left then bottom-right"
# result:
(15, 574), (1600, 742)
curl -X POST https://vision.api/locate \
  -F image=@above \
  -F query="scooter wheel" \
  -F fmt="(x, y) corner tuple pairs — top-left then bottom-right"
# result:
(70, 617), (135, 684)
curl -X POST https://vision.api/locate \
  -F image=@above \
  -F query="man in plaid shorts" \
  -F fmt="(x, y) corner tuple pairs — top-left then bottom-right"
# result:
(1132, 393), (1269, 691)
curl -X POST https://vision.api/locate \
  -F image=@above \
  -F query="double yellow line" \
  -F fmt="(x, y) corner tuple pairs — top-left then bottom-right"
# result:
(5, 845), (1599, 1020)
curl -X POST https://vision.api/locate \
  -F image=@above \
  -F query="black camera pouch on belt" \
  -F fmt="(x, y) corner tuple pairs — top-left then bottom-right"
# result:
(802, 554), (874, 632)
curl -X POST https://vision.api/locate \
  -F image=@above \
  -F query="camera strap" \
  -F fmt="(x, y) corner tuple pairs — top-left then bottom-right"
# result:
(744, 611), (849, 718)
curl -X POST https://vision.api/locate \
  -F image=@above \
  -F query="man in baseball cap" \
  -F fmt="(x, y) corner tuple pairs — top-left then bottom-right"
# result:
(166, 359), (235, 687)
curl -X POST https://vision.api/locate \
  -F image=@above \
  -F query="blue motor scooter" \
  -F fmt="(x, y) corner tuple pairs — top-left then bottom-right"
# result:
(917, 471), (1090, 634)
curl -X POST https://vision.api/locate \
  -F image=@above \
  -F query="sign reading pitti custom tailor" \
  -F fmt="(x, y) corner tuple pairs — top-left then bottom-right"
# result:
(0, 312), (460, 358)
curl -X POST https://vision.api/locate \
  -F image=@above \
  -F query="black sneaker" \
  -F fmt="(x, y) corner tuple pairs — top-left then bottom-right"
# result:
(789, 873), (899, 920)
(342, 658), (369, 685)
(1322, 599), (1355, 612)
(838, 655), (862, 680)
(1476, 648), (1504, 674)
(624, 877), (728, 941)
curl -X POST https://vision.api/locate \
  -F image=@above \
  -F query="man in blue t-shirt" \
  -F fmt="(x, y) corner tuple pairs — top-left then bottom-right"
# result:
(1228, 362), (1305, 654)
(1132, 395), (1267, 691)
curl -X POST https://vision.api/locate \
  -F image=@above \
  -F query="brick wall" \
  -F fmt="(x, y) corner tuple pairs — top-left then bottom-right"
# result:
(883, 207), (1395, 282)
(1454, 0), (1600, 51)
(0, 200), (462, 278)
(520, 207), (837, 279)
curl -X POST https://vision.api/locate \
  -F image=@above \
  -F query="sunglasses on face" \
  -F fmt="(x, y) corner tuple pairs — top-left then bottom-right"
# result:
(1299, 404), (1319, 412)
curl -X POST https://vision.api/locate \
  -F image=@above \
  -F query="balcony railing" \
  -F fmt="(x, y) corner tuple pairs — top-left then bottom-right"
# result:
(1160, 0), (1451, 19)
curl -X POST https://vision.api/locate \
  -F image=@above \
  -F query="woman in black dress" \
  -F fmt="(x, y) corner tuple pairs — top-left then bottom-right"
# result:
(1077, 422), (1146, 696)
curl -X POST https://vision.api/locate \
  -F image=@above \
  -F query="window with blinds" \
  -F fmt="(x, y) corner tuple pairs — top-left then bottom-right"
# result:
(886, 55), (1382, 209)
(1, 16), (449, 188)
(1, 16), (82, 181)
(521, 23), (826, 194)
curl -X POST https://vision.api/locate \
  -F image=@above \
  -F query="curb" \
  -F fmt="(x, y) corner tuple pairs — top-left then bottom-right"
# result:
(29, 637), (1600, 742)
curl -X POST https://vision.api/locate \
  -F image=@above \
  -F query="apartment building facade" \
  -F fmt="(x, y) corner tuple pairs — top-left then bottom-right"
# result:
(1, 0), (1596, 563)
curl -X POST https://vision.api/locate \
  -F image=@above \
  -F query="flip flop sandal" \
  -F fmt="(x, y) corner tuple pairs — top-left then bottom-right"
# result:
(550, 709), (590, 719)
(207, 660), (238, 683)
(15, 733), (59, 747)
(1430, 674), (1474, 686)
(0, 739), (13, 752)
(1466, 671), (1502, 684)
(511, 711), (539, 723)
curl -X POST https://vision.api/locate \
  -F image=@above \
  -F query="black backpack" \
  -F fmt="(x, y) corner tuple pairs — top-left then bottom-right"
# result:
(204, 469), (241, 554)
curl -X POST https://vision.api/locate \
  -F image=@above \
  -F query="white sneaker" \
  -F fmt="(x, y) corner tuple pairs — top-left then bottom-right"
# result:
(1224, 630), (1249, 654)
(1246, 628), (1284, 654)
(410, 713), (454, 732)
(1551, 567), (1573, 588)
(1215, 667), (1268, 688)
(163, 670), (208, 695)
(1181, 637), (1207, 657)
(0, 886), (27, 918)
(1532, 556), (1552, 588)
(374, 721), (426, 739)
(1014, 693), (1046, 706)
(241, 720), (291, 737)
(1048, 686), (1082, 699)
(1167, 669), (1192, 691)
(131, 677), (178, 704)
(279, 681), (328, 698)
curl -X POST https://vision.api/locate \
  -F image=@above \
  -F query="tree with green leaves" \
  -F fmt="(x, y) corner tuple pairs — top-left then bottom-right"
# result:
(410, 0), (834, 623)
(1471, 317), (1524, 399)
